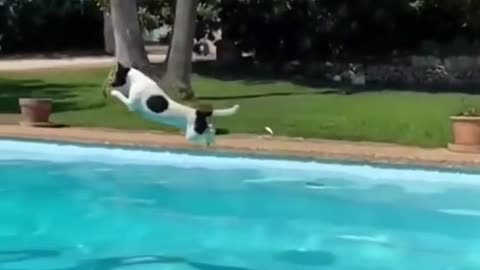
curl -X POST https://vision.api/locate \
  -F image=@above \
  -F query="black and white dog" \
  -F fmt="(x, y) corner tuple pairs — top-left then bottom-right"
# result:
(109, 62), (239, 144)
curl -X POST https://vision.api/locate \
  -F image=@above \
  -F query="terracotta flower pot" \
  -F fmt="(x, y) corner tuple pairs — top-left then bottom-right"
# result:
(448, 116), (480, 153)
(18, 98), (52, 125)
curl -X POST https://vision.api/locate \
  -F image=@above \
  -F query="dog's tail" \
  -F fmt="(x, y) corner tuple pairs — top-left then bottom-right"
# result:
(212, 105), (240, 117)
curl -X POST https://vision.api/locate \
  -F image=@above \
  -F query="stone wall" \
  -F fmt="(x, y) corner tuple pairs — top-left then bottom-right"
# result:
(304, 56), (480, 89)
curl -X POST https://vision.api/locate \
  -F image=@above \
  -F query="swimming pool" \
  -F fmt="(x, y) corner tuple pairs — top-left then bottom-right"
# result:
(0, 139), (480, 270)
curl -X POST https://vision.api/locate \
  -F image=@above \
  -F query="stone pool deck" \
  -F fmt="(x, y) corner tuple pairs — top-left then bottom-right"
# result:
(0, 124), (479, 170)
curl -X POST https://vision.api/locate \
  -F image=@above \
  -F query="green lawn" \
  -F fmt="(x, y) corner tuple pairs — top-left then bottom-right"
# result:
(0, 67), (478, 148)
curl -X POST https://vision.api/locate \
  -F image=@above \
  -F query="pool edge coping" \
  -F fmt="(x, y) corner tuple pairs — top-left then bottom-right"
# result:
(0, 124), (479, 171)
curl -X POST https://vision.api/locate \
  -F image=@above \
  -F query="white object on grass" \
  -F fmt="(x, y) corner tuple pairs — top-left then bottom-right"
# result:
(265, 126), (274, 136)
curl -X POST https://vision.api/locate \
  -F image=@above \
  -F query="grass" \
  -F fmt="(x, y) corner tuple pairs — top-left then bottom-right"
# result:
(0, 66), (479, 148)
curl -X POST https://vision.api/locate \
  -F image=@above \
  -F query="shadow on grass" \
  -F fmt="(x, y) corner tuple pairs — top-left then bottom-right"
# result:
(0, 78), (104, 114)
(199, 90), (338, 101)
(191, 60), (479, 95)
(215, 128), (230, 135)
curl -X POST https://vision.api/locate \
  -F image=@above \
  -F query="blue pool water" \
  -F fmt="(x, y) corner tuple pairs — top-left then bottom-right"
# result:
(0, 140), (480, 270)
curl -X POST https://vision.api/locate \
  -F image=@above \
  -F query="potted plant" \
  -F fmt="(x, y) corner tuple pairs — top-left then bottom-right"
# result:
(448, 98), (480, 153)
(18, 98), (53, 127)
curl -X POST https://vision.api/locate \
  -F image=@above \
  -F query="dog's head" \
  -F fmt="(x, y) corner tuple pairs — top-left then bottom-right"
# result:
(110, 62), (131, 97)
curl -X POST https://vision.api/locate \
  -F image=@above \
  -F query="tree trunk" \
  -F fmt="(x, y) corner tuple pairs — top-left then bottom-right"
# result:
(164, 29), (173, 65)
(110, 0), (150, 69)
(164, 0), (175, 65)
(109, 0), (168, 95)
(103, 9), (115, 55)
(162, 0), (199, 100)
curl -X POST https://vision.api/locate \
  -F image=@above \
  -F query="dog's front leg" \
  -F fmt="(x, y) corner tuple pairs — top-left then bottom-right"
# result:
(110, 90), (133, 111)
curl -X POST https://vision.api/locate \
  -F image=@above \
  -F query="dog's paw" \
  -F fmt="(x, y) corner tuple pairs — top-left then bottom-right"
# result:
(110, 90), (126, 101)
(231, 104), (240, 113)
